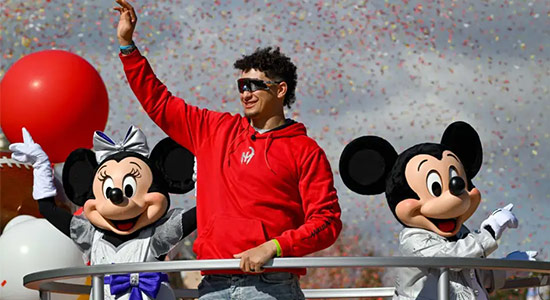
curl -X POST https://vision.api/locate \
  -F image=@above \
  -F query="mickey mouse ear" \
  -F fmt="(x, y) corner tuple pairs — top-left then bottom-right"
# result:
(339, 136), (398, 195)
(441, 121), (482, 179)
(149, 138), (196, 194)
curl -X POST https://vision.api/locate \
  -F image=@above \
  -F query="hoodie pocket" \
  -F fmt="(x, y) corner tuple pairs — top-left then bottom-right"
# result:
(198, 214), (269, 258)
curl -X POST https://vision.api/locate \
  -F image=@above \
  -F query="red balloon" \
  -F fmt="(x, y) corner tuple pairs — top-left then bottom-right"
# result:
(1, 50), (109, 163)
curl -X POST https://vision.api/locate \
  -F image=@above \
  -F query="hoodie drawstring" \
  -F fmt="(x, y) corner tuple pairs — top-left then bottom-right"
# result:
(264, 133), (275, 174)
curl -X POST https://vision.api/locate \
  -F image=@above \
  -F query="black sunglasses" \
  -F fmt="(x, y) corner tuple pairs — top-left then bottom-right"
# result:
(237, 78), (281, 93)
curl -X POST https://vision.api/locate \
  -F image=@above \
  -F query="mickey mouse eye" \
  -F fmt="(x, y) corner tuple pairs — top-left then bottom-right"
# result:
(426, 171), (442, 197)
(102, 177), (114, 199)
(123, 176), (137, 198)
(450, 166), (459, 178)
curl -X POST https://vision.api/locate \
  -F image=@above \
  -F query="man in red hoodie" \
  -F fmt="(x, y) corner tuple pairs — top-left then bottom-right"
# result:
(114, 1), (342, 299)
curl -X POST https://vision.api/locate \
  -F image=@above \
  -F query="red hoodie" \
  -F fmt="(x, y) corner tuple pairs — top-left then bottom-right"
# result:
(120, 50), (342, 275)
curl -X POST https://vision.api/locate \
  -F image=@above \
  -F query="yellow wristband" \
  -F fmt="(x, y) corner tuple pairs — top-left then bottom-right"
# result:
(272, 239), (282, 257)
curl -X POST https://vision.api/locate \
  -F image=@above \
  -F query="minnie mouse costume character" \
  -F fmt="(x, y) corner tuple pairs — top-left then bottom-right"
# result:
(339, 121), (536, 300)
(10, 126), (197, 300)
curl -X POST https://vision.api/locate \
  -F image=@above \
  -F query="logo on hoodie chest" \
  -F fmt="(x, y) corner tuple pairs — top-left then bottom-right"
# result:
(241, 146), (255, 165)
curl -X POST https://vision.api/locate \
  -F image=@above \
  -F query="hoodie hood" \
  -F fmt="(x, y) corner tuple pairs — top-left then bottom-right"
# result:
(246, 118), (304, 138)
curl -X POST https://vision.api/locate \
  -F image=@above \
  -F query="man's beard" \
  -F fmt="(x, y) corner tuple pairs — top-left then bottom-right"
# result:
(244, 109), (259, 118)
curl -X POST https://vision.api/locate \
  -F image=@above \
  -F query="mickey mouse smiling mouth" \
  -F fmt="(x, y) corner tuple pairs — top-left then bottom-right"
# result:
(427, 217), (458, 233)
(109, 214), (142, 231)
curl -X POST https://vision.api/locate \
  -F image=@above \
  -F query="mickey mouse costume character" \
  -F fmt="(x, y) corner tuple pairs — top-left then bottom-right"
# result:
(339, 121), (537, 300)
(10, 126), (197, 300)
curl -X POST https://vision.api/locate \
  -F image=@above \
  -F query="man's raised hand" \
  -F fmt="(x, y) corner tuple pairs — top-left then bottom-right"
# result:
(113, 0), (137, 46)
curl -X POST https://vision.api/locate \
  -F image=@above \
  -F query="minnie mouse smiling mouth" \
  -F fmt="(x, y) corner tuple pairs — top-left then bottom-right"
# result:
(428, 217), (457, 232)
(109, 215), (141, 231)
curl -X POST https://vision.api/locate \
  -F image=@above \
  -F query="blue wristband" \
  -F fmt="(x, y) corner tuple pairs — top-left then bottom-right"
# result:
(120, 43), (135, 50)
(120, 43), (137, 55)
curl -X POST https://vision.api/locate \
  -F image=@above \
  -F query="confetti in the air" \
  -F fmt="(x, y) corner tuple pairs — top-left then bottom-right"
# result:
(1, 0), (549, 262)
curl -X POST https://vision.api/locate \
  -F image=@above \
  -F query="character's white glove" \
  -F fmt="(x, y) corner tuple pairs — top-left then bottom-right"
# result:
(9, 128), (57, 200)
(480, 203), (518, 239)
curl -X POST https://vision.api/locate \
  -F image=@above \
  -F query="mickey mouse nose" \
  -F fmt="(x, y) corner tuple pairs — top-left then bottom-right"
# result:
(449, 177), (465, 196)
(109, 188), (124, 204)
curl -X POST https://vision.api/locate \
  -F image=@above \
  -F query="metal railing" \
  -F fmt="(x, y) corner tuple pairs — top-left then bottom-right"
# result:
(24, 257), (550, 300)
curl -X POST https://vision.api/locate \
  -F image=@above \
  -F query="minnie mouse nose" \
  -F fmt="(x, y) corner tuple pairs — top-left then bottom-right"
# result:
(449, 177), (465, 196)
(109, 188), (124, 204)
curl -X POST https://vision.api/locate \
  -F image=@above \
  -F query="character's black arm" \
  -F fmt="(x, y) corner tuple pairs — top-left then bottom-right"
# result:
(181, 206), (197, 238)
(37, 197), (73, 237)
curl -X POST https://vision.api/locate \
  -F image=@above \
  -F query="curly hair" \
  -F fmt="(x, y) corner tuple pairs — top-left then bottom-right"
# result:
(234, 47), (297, 109)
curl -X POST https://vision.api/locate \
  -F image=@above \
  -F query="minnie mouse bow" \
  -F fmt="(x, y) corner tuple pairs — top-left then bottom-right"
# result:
(93, 126), (149, 163)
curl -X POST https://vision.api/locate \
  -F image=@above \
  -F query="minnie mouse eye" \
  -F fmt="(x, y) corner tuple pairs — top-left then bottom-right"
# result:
(426, 171), (442, 197)
(123, 176), (137, 198)
(102, 178), (114, 200)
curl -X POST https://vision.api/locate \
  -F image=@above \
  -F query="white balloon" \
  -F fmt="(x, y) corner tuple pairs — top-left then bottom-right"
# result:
(2, 215), (36, 233)
(0, 216), (86, 300)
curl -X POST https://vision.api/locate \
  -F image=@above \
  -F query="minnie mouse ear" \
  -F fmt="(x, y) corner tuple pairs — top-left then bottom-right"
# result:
(339, 136), (398, 195)
(149, 138), (195, 194)
(441, 121), (482, 179)
(62, 148), (98, 206)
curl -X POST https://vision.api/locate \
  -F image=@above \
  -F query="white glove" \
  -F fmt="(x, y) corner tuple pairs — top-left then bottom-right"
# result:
(9, 128), (57, 200)
(480, 203), (518, 239)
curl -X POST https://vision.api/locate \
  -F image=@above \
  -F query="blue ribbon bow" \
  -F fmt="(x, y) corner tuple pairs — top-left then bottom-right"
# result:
(105, 272), (168, 300)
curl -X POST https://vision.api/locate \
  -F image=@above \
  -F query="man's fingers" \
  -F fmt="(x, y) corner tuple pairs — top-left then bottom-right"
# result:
(115, 0), (130, 8)
(128, 5), (137, 23)
(249, 264), (263, 273)
(122, 10), (132, 22)
(114, 7), (131, 22)
(239, 257), (245, 272)
(252, 265), (265, 273)
(116, 0), (136, 22)
(236, 253), (251, 272)
(244, 259), (252, 273)
(114, 0), (128, 13)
